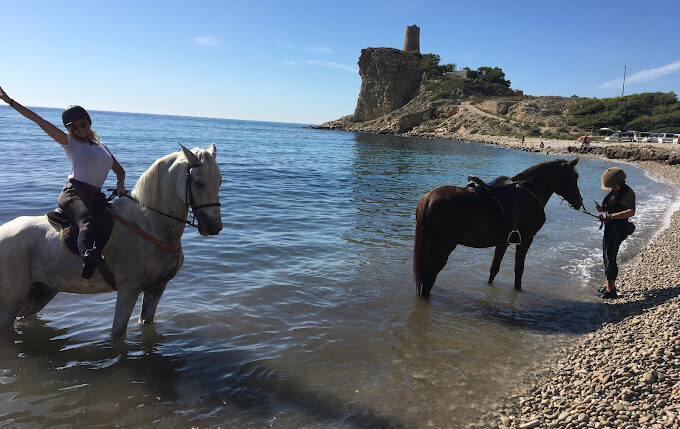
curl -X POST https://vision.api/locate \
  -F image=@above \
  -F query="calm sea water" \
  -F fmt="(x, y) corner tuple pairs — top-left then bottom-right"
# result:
(0, 106), (677, 428)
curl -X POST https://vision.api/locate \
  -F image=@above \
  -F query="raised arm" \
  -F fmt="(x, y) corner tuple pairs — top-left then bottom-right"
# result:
(1, 85), (68, 146)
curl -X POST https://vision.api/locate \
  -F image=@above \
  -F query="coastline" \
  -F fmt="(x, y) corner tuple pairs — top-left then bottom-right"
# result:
(319, 126), (680, 427)
(453, 136), (680, 428)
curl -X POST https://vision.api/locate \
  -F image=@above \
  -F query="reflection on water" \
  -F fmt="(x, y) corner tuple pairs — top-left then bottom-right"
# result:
(0, 107), (678, 427)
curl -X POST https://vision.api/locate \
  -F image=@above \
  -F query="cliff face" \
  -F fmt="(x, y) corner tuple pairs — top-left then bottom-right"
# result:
(352, 48), (423, 122)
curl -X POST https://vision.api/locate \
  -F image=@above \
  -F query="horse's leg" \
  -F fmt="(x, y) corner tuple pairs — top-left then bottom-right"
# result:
(0, 302), (20, 337)
(513, 236), (534, 291)
(139, 283), (167, 325)
(0, 253), (32, 335)
(420, 241), (456, 298)
(17, 283), (58, 318)
(111, 290), (139, 337)
(488, 243), (509, 284)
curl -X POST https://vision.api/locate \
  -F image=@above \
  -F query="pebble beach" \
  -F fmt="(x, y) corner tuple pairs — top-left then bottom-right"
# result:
(470, 137), (680, 429)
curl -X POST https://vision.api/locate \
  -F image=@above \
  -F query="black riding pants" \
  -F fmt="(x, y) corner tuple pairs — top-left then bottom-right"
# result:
(57, 179), (106, 257)
(602, 220), (628, 281)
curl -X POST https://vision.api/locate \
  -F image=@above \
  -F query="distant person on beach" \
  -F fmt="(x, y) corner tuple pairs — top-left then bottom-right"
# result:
(595, 167), (636, 299)
(521, 134), (525, 145)
(539, 141), (544, 148)
(0, 85), (126, 279)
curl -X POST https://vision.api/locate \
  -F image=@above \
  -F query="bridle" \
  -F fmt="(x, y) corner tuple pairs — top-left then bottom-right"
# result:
(182, 164), (222, 228)
(113, 163), (221, 229)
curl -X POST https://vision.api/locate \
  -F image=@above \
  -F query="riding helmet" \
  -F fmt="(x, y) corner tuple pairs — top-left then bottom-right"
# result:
(62, 105), (92, 127)
(601, 167), (626, 190)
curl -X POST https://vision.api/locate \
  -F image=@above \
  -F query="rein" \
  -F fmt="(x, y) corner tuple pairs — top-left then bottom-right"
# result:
(516, 183), (544, 208)
(106, 207), (179, 254)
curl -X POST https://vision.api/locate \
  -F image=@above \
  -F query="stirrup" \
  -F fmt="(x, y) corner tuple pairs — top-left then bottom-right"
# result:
(508, 230), (521, 245)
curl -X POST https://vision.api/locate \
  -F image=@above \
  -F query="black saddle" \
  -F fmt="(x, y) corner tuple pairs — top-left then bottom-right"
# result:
(466, 175), (514, 191)
(46, 206), (114, 257)
(466, 175), (525, 244)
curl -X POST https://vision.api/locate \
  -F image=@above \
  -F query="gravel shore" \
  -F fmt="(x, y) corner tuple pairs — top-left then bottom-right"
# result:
(468, 137), (680, 428)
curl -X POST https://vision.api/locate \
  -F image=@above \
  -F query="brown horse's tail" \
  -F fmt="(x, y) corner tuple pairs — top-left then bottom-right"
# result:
(413, 193), (430, 296)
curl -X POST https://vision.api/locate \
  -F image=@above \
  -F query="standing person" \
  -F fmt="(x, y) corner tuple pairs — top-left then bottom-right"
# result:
(0, 85), (126, 279)
(595, 167), (636, 299)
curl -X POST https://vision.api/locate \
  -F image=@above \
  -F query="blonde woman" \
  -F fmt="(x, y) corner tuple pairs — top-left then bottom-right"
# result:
(1, 85), (126, 278)
(595, 167), (636, 299)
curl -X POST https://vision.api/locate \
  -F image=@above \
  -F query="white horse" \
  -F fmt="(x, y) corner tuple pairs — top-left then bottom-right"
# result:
(0, 144), (222, 337)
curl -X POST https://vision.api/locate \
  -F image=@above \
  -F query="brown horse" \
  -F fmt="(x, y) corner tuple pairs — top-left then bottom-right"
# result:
(414, 158), (583, 297)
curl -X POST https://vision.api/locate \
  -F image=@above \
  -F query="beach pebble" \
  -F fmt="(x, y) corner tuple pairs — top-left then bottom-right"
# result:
(519, 420), (541, 429)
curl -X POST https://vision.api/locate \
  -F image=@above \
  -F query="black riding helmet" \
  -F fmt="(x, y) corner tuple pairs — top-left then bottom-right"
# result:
(62, 105), (92, 127)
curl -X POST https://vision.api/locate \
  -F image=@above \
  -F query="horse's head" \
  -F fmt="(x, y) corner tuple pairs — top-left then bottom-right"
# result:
(179, 143), (223, 236)
(554, 158), (583, 210)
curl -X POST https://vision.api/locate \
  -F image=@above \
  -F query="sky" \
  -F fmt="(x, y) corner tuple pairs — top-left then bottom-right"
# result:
(2, 0), (679, 124)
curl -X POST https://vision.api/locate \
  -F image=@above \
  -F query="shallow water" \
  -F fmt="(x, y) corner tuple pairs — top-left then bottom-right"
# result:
(0, 106), (677, 427)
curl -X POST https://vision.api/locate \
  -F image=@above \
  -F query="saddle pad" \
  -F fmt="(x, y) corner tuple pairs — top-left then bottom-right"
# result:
(46, 207), (114, 256)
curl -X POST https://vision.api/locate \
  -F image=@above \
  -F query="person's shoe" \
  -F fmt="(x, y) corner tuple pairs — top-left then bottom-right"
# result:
(82, 248), (102, 279)
(600, 290), (618, 299)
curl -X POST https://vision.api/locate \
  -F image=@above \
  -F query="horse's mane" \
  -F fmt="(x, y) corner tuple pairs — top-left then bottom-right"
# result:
(132, 152), (180, 208)
(512, 159), (568, 183)
(131, 148), (217, 209)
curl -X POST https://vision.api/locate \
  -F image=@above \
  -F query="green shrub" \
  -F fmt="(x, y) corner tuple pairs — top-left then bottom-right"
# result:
(568, 92), (680, 132)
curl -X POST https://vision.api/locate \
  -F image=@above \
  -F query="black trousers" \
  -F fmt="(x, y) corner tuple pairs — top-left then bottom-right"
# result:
(602, 220), (628, 281)
(57, 179), (106, 256)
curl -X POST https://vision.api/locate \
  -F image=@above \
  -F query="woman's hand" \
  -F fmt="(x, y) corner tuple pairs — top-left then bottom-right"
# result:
(0, 86), (11, 104)
(116, 182), (127, 195)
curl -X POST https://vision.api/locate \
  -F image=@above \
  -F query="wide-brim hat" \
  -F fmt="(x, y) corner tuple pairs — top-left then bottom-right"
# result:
(62, 105), (92, 127)
(601, 167), (626, 190)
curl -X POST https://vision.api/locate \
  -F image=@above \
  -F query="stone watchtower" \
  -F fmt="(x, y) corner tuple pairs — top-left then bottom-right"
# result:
(402, 24), (420, 53)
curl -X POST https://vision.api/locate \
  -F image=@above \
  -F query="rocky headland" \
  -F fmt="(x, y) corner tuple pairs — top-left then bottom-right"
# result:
(315, 44), (680, 428)
(315, 47), (680, 166)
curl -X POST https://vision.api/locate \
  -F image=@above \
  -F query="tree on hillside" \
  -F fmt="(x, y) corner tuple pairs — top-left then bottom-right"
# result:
(420, 53), (457, 77)
(568, 92), (680, 132)
(477, 66), (511, 87)
(420, 53), (442, 78)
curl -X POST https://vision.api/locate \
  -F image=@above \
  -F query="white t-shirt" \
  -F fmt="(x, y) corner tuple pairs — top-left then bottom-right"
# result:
(63, 135), (114, 188)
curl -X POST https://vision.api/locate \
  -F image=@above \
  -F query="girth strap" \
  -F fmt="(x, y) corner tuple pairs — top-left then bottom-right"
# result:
(98, 260), (117, 290)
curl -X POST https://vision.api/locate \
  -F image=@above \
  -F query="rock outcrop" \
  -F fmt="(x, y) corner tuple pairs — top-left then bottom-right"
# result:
(568, 143), (680, 165)
(351, 48), (423, 122)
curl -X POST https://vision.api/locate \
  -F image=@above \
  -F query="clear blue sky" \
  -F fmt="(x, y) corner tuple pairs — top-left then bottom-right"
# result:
(3, 0), (679, 124)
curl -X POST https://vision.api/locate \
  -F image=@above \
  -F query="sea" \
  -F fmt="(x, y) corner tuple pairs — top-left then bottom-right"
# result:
(0, 106), (677, 428)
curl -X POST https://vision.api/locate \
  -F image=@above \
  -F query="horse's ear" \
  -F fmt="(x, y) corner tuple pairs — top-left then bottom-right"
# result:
(207, 143), (217, 159)
(568, 157), (580, 166)
(179, 142), (201, 167)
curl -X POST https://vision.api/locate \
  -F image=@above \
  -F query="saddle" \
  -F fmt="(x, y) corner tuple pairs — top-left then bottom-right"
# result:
(466, 175), (528, 245)
(46, 206), (114, 257)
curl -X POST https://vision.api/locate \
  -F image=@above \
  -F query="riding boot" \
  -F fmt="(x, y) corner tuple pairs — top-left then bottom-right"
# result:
(82, 248), (102, 279)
